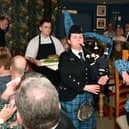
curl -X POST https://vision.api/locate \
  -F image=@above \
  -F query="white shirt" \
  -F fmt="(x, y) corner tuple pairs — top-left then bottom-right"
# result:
(25, 34), (65, 58)
(72, 49), (84, 59)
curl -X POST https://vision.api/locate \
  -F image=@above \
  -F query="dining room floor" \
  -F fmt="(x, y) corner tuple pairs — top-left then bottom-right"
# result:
(96, 116), (114, 129)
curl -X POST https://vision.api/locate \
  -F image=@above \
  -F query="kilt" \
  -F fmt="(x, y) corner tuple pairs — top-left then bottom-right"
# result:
(61, 93), (96, 129)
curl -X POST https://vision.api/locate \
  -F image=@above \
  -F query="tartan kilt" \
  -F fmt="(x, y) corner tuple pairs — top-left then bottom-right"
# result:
(61, 92), (96, 129)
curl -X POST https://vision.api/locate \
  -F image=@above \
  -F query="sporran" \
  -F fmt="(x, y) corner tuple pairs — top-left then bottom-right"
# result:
(77, 102), (93, 121)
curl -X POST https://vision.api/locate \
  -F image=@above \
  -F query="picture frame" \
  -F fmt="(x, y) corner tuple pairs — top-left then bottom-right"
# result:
(97, 5), (106, 17)
(96, 18), (106, 29)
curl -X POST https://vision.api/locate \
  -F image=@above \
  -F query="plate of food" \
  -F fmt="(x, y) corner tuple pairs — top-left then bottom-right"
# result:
(40, 58), (59, 70)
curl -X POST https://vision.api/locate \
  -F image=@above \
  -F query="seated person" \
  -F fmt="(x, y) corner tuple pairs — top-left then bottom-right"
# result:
(0, 55), (27, 128)
(0, 72), (43, 128)
(113, 27), (126, 42)
(1, 55), (27, 101)
(115, 59), (129, 85)
(124, 23), (129, 40)
(112, 27), (127, 59)
(0, 47), (12, 95)
(0, 104), (16, 124)
(103, 23), (115, 39)
(115, 59), (129, 125)
(15, 77), (76, 129)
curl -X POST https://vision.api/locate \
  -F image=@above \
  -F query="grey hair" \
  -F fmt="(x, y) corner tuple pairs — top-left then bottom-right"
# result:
(16, 77), (60, 129)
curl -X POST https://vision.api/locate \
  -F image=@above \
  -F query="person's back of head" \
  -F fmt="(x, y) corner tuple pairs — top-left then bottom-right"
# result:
(10, 55), (27, 79)
(22, 71), (43, 80)
(15, 77), (60, 129)
(0, 47), (12, 70)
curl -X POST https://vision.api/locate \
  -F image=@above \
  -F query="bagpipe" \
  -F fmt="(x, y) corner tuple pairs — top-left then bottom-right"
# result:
(63, 10), (113, 77)
(63, 10), (113, 56)
(82, 37), (110, 66)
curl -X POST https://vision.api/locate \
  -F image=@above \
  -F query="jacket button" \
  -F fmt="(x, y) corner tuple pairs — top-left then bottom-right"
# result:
(73, 79), (75, 82)
(85, 68), (88, 70)
(68, 75), (72, 78)
(77, 82), (80, 85)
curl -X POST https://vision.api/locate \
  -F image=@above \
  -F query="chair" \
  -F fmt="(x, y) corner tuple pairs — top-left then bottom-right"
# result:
(97, 60), (115, 119)
(115, 50), (129, 129)
(103, 60), (115, 119)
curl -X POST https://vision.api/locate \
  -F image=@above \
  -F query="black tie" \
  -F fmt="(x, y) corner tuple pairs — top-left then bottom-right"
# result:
(78, 52), (84, 62)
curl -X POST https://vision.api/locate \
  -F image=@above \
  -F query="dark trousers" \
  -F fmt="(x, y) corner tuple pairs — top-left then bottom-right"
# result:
(30, 63), (60, 88)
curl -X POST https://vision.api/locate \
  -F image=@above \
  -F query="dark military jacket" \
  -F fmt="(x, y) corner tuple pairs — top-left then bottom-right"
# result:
(58, 49), (109, 101)
(58, 49), (91, 101)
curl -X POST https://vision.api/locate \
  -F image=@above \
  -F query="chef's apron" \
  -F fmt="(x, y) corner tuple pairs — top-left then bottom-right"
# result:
(31, 35), (60, 88)
(36, 35), (56, 59)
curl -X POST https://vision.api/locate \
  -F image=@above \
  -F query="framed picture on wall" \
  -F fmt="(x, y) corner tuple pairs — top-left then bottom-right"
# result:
(96, 18), (106, 29)
(97, 5), (106, 17)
